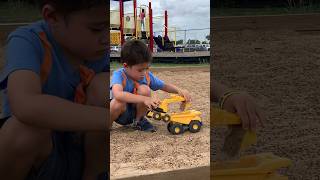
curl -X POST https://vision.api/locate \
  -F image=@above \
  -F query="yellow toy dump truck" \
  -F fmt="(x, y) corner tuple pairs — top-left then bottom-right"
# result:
(211, 107), (292, 180)
(167, 110), (202, 135)
(147, 94), (202, 135)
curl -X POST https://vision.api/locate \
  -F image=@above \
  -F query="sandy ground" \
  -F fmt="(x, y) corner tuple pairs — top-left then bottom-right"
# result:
(211, 29), (320, 179)
(110, 69), (210, 178)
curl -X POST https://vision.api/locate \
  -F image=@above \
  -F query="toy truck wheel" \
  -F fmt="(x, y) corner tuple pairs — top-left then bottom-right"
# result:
(162, 114), (171, 122)
(167, 122), (173, 132)
(169, 123), (184, 135)
(153, 112), (162, 120)
(189, 120), (201, 133)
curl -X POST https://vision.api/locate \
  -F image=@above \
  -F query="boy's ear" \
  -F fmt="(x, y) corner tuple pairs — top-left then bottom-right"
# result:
(42, 4), (63, 27)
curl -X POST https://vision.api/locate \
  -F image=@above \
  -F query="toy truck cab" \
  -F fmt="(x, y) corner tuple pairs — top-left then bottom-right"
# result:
(146, 94), (190, 122)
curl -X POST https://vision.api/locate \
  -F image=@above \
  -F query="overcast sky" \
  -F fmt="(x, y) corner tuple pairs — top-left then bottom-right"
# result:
(110, 0), (210, 42)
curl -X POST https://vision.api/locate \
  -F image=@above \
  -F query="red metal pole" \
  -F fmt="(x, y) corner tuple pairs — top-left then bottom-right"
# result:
(149, 1), (153, 52)
(164, 10), (168, 38)
(133, 0), (136, 37)
(119, 0), (124, 45)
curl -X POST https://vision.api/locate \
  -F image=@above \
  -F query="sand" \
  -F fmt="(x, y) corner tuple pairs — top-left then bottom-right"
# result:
(211, 28), (320, 179)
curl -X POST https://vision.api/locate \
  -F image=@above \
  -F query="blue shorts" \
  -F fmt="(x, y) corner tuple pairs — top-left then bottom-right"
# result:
(27, 132), (84, 180)
(115, 104), (136, 125)
(1, 117), (85, 180)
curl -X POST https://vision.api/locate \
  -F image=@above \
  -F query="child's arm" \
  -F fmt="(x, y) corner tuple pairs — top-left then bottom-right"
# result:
(211, 80), (230, 103)
(8, 70), (107, 131)
(112, 84), (160, 109)
(161, 83), (191, 102)
(212, 80), (265, 131)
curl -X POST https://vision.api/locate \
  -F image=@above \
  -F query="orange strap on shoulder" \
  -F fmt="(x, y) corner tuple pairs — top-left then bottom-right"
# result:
(133, 71), (151, 94)
(38, 32), (53, 85)
(121, 70), (151, 94)
(38, 32), (95, 105)
(133, 81), (140, 94)
(121, 71), (127, 89)
(145, 70), (151, 86)
(74, 65), (95, 104)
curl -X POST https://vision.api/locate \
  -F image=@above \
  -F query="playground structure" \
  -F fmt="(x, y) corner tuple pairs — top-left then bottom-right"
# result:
(211, 108), (292, 179)
(147, 94), (202, 135)
(110, 0), (210, 64)
(110, 0), (176, 52)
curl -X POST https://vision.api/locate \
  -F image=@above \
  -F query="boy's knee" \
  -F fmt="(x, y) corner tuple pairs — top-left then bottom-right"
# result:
(137, 85), (151, 97)
(86, 72), (108, 107)
(110, 99), (126, 113)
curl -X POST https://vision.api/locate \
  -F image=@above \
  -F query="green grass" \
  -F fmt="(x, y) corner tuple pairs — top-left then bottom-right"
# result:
(110, 62), (209, 70)
(0, 2), (41, 23)
(212, 6), (320, 16)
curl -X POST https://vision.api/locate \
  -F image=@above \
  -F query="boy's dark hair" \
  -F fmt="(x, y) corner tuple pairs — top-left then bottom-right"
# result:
(39, 0), (107, 15)
(121, 40), (152, 66)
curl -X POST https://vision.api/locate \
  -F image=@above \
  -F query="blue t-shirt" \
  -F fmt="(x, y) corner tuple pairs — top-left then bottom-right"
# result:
(0, 21), (109, 118)
(110, 68), (164, 98)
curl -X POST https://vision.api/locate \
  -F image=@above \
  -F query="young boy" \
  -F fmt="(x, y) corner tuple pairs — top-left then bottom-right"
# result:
(0, 1), (108, 179)
(110, 40), (191, 132)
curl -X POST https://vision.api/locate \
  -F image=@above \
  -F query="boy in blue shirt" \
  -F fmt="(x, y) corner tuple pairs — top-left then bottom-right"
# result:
(0, 1), (108, 179)
(110, 40), (191, 132)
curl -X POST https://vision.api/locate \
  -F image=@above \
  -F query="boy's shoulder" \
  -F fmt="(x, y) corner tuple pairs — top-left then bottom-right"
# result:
(8, 21), (47, 41)
(7, 20), (50, 53)
(112, 68), (124, 76)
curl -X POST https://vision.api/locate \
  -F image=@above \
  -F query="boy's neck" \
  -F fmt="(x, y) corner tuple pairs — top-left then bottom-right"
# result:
(51, 30), (85, 71)
(62, 48), (85, 71)
(123, 68), (134, 80)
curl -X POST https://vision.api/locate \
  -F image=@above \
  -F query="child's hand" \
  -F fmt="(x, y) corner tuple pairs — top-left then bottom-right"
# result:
(144, 97), (161, 110)
(222, 92), (265, 131)
(178, 89), (192, 102)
